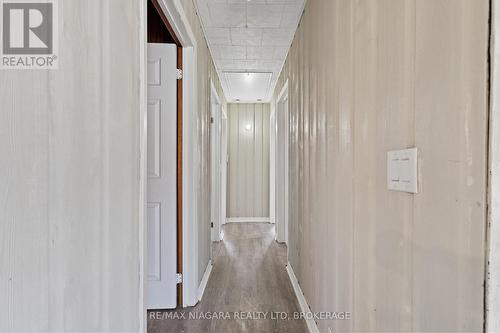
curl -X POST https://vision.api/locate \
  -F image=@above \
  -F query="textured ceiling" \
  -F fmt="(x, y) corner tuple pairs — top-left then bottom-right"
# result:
(195, 0), (305, 102)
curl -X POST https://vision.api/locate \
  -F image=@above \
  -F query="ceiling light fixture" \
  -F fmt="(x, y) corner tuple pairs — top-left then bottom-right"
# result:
(224, 72), (272, 101)
(245, 123), (252, 131)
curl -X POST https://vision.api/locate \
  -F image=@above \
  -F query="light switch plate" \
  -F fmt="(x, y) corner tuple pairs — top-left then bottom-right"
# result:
(387, 148), (418, 193)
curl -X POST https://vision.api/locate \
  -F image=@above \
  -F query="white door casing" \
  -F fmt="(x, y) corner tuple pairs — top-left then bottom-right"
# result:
(210, 82), (222, 242)
(220, 107), (228, 228)
(275, 82), (289, 245)
(146, 43), (177, 309)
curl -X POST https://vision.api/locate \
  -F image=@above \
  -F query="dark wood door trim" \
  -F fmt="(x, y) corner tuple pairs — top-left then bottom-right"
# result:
(149, 0), (181, 46)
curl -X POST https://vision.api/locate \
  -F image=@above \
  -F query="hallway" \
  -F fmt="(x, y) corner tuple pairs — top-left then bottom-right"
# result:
(148, 223), (307, 333)
(2, 0), (500, 332)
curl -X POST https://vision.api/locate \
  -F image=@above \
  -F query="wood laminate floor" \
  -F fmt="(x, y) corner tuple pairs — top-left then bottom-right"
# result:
(147, 223), (308, 333)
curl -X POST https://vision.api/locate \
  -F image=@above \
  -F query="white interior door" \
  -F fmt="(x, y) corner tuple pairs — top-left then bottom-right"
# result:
(210, 101), (221, 242)
(146, 43), (177, 309)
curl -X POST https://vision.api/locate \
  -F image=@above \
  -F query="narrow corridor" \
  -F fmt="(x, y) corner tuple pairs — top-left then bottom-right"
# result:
(148, 223), (307, 333)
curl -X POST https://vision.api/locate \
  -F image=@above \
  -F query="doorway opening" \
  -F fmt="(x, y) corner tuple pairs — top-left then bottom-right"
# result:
(146, 0), (183, 309)
(210, 81), (226, 243)
(274, 82), (290, 247)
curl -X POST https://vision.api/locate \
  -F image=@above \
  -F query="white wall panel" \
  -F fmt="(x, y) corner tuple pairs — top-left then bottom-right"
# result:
(180, 0), (227, 287)
(273, 0), (490, 332)
(227, 103), (270, 218)
(0, 1), (144, 331)
(0, 0), (227, 328)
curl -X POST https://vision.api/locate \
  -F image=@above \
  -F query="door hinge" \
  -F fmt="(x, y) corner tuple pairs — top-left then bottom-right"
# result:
(176, 273), (183, 284)
(210, 117), (214, 124)
(176, 68), (183, 80)
(211, 222), (214, 228)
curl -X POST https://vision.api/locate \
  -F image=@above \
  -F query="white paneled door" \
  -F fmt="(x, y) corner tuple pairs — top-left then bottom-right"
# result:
(146, 43), (177, 309)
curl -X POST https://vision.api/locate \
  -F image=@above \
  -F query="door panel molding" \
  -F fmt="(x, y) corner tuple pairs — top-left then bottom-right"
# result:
(146, 43), (177, 310)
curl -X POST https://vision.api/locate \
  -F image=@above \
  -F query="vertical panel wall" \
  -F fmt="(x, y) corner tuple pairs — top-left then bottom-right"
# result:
(227, 103), (270, 218)
(0, 1), (144, 332)
(273, 0), (490, 332)
(180, 0), (226, 286)
(0, 0), (227, 329)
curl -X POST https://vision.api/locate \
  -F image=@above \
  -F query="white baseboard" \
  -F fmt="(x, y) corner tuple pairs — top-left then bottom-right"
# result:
(197, 260), (212, 301)
(226, 217), (271, 223)
(286, 263), (320, 333)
